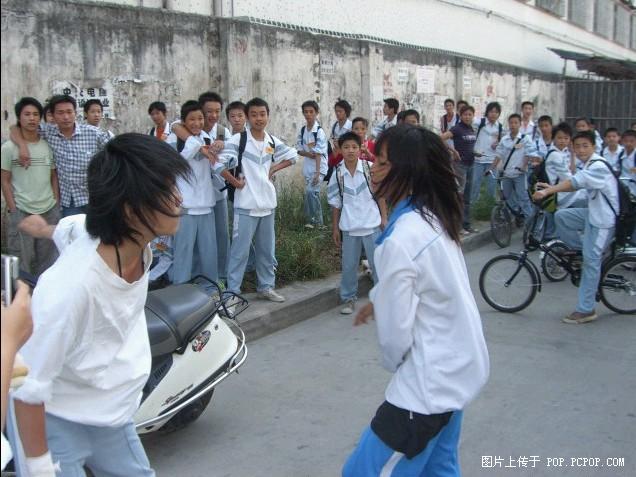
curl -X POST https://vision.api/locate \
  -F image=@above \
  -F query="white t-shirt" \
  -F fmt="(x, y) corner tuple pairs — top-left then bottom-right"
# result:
(296, 122), (328, 178)
(14, 215), (152, 427)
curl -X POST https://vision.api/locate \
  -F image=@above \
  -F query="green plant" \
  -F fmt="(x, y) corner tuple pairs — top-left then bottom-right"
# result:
(472, 186), (496, 222)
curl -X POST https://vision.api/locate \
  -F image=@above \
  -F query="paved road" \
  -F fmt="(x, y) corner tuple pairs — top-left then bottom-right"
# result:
(145, 240), (636, 477)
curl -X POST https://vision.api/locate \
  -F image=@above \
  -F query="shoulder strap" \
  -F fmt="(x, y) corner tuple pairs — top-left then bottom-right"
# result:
(300, 125), (306, 145)
(150, 127), (155, 137)
(332, 121), (338, 137)
(618, 149), (625, 171)
(442, 115), (448, 131)
(336, 164), (344, 199)
(204, 137), (211, 146)
(176, 137), (185, 153)
(476, 118), (486, 139)
(503, 135), (524, 171)
(313, 127), (319, 143)
(590, 159), (620, 217)
(498, 123), (503, 142)
(236, 130), (248, 176)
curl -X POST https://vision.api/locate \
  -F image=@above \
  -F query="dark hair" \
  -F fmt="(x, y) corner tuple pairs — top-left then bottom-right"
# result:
(521, 101), (534, 109)
(621, 129), (636, 140)
(180, 100), (203, 121)
(14, 97), (43, 120)
(83, 99), (103, 115)
(246, 97), (270, 115)
(575, 116), (591, 126)
(552, 122), (573, 140)
(338, 131), (362, 148)
(334, 100), (352, 117)
(403, 109), (420, 122)
(301, 100), (320, 113)
(572, 130), (596, 145)
(148, 101), (167, 115)
(456, 100), (468, 108)
(538, 115), (553, 125)
(459, 105), (475, 115)
(198, 91), (223, 107)
(384, 98), (399, 114)
(48, 94), (77, 113)
(444, 98), (455, 106)
(225, 101), (247, 118)
(485, 102), (501, 115)
(396, 111), (407, 123)
(351, 116), (368, 127)
(603, 127), (619, 137)
(508, 113), (522, 122)
(375, 125), (462, 244)
(85, 133), (190, 246)
(42, 103), (51, 118)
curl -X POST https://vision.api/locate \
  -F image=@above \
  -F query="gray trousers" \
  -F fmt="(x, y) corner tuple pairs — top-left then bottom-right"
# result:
(7, 206), (60, 276)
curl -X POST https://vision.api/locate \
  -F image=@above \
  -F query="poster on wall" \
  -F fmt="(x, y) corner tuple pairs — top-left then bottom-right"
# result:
(320, 55), (335, 75)
(433, 95), (448, 130)
(471, 96), (483, 118)
(51, 80), (115, 119)
(462, 75), (472, 92)
(397, 67), (409, 84)
(416, 66), (435, 95)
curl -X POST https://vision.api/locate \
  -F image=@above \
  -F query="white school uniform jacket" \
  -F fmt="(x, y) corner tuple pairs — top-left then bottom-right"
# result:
(372, 115), (397, 138)
(167, 130), (215, 215)
(218, 129), (297, 216)
(331, 119), (352, 139)
(371, 205), (489, 414)
(472, 118), (503, 163)
(14, 215), (152, 426)
(519, 120), (538, 140)
(296, 122), (328, 177)
(544, 146), (586, 209)
(619, 149), (636, 196)
(601, 145), (625, 173)
(326, 159), (380, 236)
(571, 154), (619, 229)
(495, 132), (537, 177)
(206, 123), (233, 202)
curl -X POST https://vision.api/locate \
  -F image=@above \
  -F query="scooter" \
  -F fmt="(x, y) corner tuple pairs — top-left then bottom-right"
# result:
(134, 276), (248, 434)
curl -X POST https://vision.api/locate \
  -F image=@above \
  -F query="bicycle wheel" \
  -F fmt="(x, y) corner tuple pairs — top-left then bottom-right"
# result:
(479, 254), (538, 312)
(541, 240), (570, 282)
(599, 255), (636, 315)
(490, 204), (512, 248)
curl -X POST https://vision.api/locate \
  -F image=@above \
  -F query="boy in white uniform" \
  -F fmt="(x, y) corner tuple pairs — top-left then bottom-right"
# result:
(471, 101), (503, 202)
(167, 100), (218, 284)
(13, 134), (189, 476)
(533, 130), (619, 324)
(519, 101), (538, 140)
(296, 100), (328, 228)
(601, 127), (624, 174)
(371, 98), (399, 138)
(619, 129), (636, 197)
(327, 132), (381, 315)
(217, 97), (297, 302)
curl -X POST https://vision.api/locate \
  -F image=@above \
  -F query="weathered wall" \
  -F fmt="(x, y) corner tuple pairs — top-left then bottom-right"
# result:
(1, 0), (565, 146)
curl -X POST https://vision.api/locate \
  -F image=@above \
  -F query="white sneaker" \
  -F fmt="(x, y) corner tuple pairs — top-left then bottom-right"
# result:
(258, 288), (286, 302)
(340, 300), (355, 315)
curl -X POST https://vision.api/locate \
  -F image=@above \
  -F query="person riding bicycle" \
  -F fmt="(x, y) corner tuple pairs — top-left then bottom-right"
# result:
(532, 130), (618, 325)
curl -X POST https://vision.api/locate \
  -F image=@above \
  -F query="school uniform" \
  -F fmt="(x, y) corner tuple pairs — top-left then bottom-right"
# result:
(218, 129), (297, 294)
(555, 154), (618, 313)
(495, 132), (538, 222)
(296, 122), (328, 226)
(619, 149), (636, 196)
(207, 123), (233, 281)
(331, 119), (352, 140)
(343, 199), (489, 476)
(327, 159), (381, 302)
(519, 119), (538, 140)
(594, 130), (603, 155)
(544, 146), (586, 209)
(471, 118), (503, 202)
(601, 145), (625, 174)
(167, 130), (218, 284)
(372, 115), (397, 138)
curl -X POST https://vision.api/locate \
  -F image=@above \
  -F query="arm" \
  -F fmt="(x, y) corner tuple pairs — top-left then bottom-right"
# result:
(331, 208), (341, 247)
(51, 169), (60, 204)
(532, 179), (574, 202)
(171, 122), (191, 142)
(220, 169), (246, 189)
(1, 170), (16, 212)
(440, 130), (454, 141)
(269, 159), (293, 179)
(9, 126), (31, 168)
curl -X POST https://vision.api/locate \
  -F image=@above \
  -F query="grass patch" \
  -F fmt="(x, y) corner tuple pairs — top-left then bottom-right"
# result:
(471, 186), (496, 222)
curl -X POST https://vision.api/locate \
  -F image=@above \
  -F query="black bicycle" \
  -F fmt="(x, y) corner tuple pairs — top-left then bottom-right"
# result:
(489, 170), (527, 248)
(479, 239), (636, 314)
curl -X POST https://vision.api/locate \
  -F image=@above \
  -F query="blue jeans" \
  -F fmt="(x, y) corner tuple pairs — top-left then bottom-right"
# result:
(227, 211), (276, 293)
(343, 411), (463, 477)
(471, 162), (496, 203)
(304, 175), (324, 225)
(502, 174), (533, 223)
(555, 208), (614, 313)
(340, 230), (380, 301)
(214, 198), (230, 281)
(43, 413), (154, 476)
(171, 212), (218, 284)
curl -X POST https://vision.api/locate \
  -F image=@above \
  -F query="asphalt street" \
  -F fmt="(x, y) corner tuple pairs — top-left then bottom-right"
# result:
(145, 239), (636, 477)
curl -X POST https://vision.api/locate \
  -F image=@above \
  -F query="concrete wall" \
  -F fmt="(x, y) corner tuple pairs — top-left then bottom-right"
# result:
(1, 0), (565, 146)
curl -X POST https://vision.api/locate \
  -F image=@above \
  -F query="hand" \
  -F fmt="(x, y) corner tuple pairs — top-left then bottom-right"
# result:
(1, 281), (33, 351)
(532, 189), (547, 202)
(268, 166), (278, 180)
(311, 172), (320, 186)
(451, 149), (461, 162)
(19, 146), (31, 169)
(491, 141), (499, 149)
(200, 146), (217, 165)
(332, 229), (341, 248)
(354, 303), (374, 326)
(211, 139), (224, 154)
(235, 177), (246, 189)
(160, 132), (169, 141)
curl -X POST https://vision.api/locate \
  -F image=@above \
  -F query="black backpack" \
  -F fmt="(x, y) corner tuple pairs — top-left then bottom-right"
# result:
(176, 136), (210, 152)
(475, 118), (503, 142)
(530, 149), (558, 212)
(592, 159), (636, 247)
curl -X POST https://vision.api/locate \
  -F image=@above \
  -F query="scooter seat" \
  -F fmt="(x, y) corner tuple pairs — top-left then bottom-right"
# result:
(145, 284), (217, 356)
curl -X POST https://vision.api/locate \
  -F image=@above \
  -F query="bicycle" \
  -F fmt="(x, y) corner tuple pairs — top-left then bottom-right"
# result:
(489, 169), (527, 248)
(479, 238), (636, 315)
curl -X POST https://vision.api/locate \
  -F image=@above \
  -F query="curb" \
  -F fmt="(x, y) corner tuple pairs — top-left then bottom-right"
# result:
(237, 225), (493, 342)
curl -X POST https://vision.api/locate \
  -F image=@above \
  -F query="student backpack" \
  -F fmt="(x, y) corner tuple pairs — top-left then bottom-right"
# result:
(591, 159), (636, 247)
(502, 135), (525, 173)
(442, 113), (460, 133)
(323, 122), (340, 183)
(300, 125), (331, 182)
(529, 149), (558, 212)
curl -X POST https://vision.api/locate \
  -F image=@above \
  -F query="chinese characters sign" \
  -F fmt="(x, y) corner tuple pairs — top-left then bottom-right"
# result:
(51, 80), (115, 119)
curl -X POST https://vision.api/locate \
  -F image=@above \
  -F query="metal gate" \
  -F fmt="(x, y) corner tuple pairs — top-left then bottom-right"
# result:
(565, 80), (635, 134)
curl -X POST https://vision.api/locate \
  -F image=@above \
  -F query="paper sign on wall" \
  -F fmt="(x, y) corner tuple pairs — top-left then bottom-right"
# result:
(463, 75), (472, 92)
(320, 55), (335, 75)
(416, 66), (435, 94)
(397, 67), (409, 84)
(52, 80), (115, 119)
